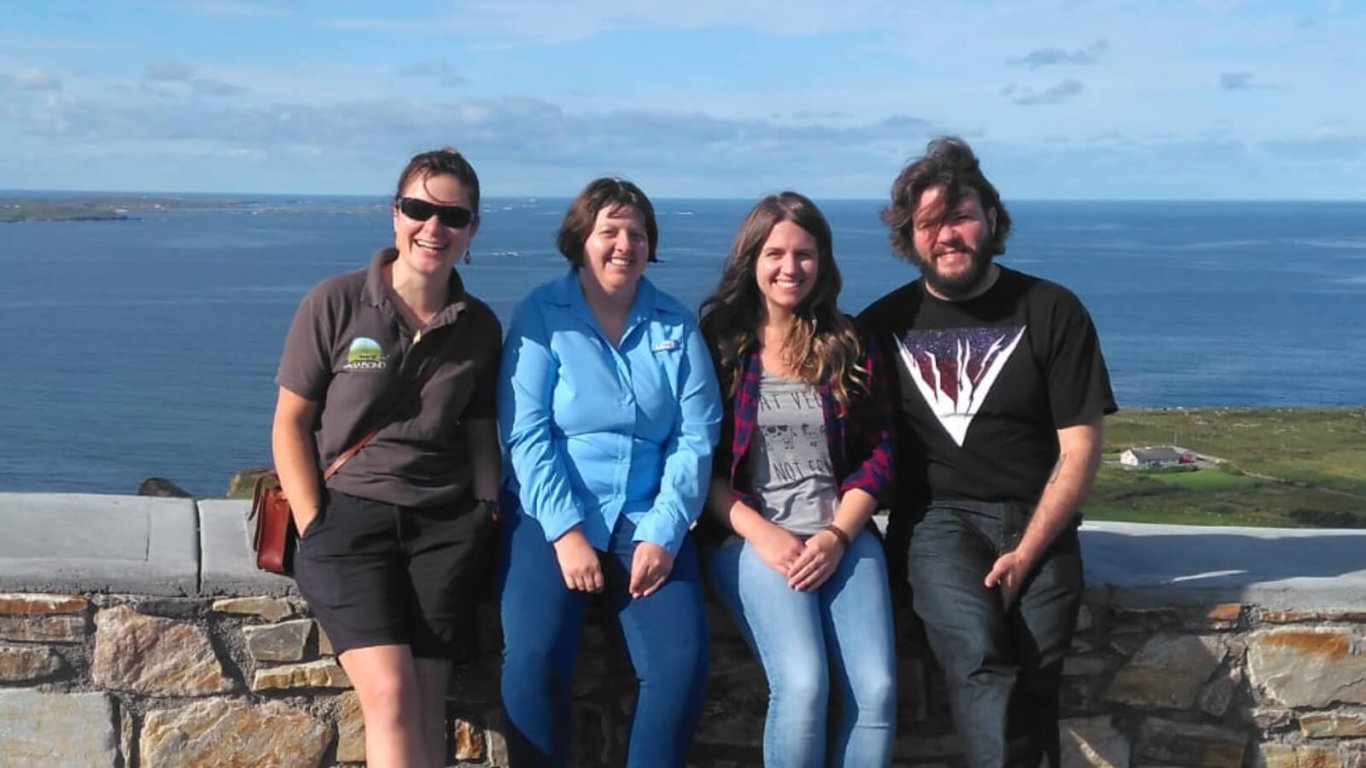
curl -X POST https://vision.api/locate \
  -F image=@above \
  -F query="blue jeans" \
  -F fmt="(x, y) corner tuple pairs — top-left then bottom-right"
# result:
(906, 501), (1082, 768)
(707, 529), (897, 768)
(498, 510), (709, 768)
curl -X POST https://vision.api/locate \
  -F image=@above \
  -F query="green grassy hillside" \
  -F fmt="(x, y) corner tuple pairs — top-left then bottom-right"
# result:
(1090, 408), (1366, 528)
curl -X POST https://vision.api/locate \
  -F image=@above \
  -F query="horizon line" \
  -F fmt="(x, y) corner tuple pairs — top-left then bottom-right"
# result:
(4, 188), (1366, 205)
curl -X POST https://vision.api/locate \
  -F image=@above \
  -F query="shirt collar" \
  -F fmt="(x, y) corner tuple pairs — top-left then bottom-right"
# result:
(363, 247), (469, 326)
(552, 267), (663, 331)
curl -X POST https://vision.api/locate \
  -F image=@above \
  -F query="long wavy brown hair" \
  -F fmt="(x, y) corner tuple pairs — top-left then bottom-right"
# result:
(699, 192), (867, 408)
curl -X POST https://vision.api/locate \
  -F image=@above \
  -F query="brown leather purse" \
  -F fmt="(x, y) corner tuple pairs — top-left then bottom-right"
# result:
(249, 350), (448, 575)
(248, 475), (296, 574)
(248, 475), (296, 571)
(248, 436), (372, 574)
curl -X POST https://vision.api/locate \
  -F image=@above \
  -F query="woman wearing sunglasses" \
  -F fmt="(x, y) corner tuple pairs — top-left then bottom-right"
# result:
(698, 192), (898, 767)
(497, 178), (722, 767)
(273, 147), (502, 767)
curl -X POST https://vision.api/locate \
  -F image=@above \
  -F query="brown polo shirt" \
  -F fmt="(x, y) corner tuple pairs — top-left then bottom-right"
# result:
(277, 248), (502, 508)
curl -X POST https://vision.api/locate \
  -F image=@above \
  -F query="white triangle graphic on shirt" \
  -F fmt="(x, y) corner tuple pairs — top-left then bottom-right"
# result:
(895, 327), (1026, 446)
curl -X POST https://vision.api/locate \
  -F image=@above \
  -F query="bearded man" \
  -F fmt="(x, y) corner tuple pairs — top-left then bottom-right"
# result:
(858, 137), (1116, 767)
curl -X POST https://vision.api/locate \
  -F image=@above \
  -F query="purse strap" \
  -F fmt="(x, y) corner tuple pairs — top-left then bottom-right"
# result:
(319, 334), (451, 481)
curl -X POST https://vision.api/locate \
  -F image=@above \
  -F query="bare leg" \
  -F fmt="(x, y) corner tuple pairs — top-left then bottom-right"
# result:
(414, 657), (453, 766)
(338, 645), (425, 768)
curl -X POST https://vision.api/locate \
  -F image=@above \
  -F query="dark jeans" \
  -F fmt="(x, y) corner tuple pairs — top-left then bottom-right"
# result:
(497, 510), (709, 768)
(906, 501), (1082, 768)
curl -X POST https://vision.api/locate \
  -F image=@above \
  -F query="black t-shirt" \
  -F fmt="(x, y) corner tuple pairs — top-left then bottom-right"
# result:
(858, 266), (1117, 506)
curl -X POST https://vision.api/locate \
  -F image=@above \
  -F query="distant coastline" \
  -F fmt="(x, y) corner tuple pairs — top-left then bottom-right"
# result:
(2, 197), (131, 222)
(0, 193), (387, 222)
(7, 193), (1364, 223)
(0, 195), (222, 223)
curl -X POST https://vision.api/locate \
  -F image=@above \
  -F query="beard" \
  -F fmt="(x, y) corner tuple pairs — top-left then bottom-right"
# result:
(912, 239), (995, 300)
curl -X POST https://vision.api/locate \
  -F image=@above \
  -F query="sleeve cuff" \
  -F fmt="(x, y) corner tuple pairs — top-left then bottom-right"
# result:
(632, 515), (686, 556)
(536, 509), (585, 544)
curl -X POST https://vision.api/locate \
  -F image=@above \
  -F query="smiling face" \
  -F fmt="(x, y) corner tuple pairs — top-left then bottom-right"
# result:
(391, 172), (477, 280)
(910, 185), (998, 300)
(754, 220), (820, 321)
(577, 204), (649, 301)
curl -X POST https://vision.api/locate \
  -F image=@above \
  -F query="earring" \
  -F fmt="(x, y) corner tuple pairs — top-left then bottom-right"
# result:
(463, 249), (472, 265)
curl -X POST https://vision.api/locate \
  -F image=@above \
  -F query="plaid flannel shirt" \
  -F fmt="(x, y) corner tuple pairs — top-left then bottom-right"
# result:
(714, 325), (895, 511)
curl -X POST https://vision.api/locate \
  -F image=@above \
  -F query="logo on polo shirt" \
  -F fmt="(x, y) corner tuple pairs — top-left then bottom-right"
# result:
(343, 337), (387, 371)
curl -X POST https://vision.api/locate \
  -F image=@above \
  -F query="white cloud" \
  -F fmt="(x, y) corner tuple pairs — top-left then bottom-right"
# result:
(1006, 79), (1085, 106)
(1262, 134), (1366, 162)
(1218, 71), (1274, 90)
(139, 60), (247, 97)
(396, 61), (465, 87)
(1, 80), (943, 195)
(172, 0), (293, 19)
(1008, 40), (1110, 68)
(146, 60), (195, 82)
(5, 0), (1366, 198)
(190, 77), (247, 96)
(326, 0), (911, 44)
(2, 67), (63, 91)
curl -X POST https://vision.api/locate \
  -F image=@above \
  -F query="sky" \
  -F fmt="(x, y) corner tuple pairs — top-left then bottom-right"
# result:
(2, 0), (1364, 200)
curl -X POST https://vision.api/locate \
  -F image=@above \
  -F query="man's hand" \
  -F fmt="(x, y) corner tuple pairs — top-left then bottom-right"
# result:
(629, 541), (675, 598)
(552, 528), (603, 593)
(787, 529), (845, 591)
(984, 549), (1033, 609)
(983, 419), (1104, 609)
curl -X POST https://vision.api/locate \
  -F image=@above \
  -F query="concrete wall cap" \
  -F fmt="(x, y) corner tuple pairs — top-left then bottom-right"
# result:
(0, 495), (1362, 606)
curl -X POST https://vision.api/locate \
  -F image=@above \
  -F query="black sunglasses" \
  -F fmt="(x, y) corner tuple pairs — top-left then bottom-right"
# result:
(396, 197), (475, 229)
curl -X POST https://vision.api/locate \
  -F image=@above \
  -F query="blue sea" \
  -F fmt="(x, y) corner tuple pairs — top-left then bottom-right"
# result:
(2, 197), (1363, 496)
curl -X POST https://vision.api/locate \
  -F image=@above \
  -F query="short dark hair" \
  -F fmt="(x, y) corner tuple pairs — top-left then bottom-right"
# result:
(882, 136), (1011, 261)
(556, 177), (658, 265)
(393, 147), (481, 217)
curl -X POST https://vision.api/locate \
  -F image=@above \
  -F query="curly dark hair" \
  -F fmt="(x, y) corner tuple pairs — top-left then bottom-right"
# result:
(882, 136), (1011, 261)
(393, 147), (480, 216)
(556, 177), (659, 265)
(699, 192), (867, 407)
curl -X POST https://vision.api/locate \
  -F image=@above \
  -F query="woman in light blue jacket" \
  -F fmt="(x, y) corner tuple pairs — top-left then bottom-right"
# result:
(496, 177), (722, 767)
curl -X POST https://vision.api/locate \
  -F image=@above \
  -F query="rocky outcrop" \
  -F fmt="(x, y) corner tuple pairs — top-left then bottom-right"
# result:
(225, 467), (272, 499)
(136, 477), (193, 498)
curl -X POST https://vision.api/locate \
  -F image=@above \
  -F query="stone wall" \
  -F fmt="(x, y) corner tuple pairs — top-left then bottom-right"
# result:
(4, 590), (1366, 765)
(2, 497), (1365, 766)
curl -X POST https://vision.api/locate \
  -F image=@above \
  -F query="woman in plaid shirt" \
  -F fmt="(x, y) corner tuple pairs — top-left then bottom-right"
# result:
(698, 192), (898, 767)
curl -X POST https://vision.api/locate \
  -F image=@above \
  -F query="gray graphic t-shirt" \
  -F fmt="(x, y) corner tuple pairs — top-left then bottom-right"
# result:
(750, 372), (838, 535)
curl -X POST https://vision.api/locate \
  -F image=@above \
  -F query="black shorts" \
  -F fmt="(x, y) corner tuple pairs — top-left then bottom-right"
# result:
(293, 490), (497, 658)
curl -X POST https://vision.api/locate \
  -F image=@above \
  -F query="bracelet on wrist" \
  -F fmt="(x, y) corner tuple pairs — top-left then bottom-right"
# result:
(474, 497), (501, 522)
(823, 524), (851, 550)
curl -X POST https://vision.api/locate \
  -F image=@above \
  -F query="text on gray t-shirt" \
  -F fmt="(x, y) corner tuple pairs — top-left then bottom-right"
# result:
(750, 372), (839, 535)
